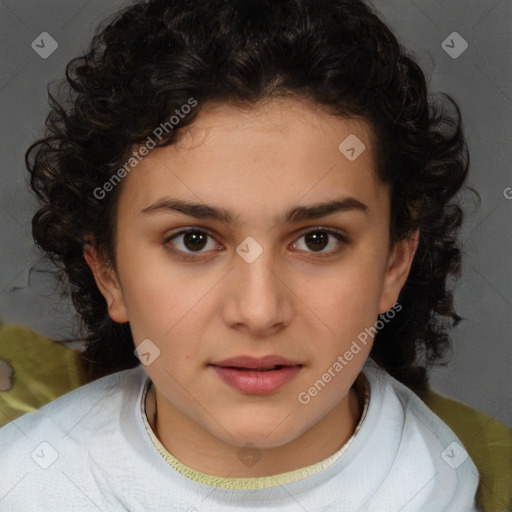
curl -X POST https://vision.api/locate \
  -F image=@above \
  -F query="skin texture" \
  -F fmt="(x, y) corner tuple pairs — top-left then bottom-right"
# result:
(84, 97), (419, 478)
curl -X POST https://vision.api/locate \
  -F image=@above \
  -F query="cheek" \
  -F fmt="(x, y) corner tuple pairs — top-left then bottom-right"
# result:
(119, 254), (212, 366)
(117, 250), (184, 340)
(301, 250), (387, 340)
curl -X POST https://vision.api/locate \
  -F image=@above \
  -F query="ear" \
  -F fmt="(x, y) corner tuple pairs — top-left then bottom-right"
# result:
(83, 240), (129, 323)
(379, 228), (420, 314)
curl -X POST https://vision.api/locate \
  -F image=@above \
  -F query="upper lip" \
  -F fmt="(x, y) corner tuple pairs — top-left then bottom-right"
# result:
(210, 355), (303, 370)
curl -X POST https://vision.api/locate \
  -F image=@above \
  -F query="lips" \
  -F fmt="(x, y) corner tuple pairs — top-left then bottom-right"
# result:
(210, 355), (303, 370)
(209, 355), (303, 394)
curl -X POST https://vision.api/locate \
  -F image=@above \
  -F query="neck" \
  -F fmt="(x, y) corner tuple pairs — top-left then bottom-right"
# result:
(145, 377), (364, 479)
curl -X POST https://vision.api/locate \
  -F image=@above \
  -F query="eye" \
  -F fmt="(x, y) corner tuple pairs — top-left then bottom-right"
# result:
(163, 227), (349, 261)
(291, 228), (349, 257)
(164, 229), (220, 257)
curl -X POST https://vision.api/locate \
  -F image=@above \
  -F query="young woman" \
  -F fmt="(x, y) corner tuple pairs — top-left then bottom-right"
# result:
(0, 0), (491, 510)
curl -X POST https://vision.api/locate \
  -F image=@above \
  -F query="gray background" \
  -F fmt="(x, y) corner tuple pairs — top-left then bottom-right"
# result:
(0, 0), (510, 426)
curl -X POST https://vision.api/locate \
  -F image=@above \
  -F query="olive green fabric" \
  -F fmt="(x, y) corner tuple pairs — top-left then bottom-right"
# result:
(423, 389), (512, 512)
(0, 323), (87, 427)
(1, 322), (510, 512)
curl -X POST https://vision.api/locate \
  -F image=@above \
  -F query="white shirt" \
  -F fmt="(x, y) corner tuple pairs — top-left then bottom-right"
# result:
(0, 360), (479, 511)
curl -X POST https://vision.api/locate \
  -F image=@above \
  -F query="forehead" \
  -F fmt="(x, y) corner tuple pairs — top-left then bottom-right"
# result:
(116, 97), (387, 221)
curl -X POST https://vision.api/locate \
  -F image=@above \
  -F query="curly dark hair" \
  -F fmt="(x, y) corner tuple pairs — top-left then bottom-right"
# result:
(26, 0), (479, 395)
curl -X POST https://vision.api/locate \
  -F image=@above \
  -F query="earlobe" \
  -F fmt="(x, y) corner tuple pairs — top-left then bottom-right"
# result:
(379, 229), (420, 315)
(83, 241), (129, 323)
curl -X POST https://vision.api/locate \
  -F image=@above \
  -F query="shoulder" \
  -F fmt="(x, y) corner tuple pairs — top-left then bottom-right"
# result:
(422, 388), (512, 512)
(0, 365), (146, 510)
(360, 361), (480, 510)
(0, 365), (143, 439)
(363, 361), (476, 452)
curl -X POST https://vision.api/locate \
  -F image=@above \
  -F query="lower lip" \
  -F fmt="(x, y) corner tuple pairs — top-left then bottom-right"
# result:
(211, 365), (302, 394)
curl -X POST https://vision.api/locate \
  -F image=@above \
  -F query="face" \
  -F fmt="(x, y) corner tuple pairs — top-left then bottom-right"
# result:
(85, 97), (418, 452)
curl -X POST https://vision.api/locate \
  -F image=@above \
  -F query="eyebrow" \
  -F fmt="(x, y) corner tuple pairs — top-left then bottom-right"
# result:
(140, 196), (368, 225)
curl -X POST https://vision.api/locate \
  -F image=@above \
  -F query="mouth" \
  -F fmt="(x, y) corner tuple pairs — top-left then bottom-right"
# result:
(217, 364), (294, 371)
(210, 354), (303, 369)
(209, 356), (303, 394)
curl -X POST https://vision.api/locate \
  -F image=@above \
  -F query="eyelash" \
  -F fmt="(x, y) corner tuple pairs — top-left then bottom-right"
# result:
(163, 227), (350, 261)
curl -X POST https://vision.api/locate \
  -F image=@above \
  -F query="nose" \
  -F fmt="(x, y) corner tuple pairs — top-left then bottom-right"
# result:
(221, 246), (292, 336)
